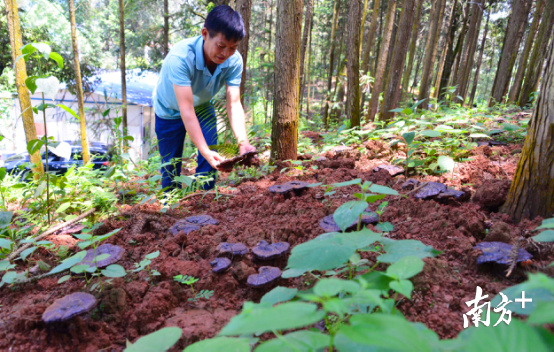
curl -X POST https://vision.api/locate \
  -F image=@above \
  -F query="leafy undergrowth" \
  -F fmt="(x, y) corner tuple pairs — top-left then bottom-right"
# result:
(1, 107), (554, 350)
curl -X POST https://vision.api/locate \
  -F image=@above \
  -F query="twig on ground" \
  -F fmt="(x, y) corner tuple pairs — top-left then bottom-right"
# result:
(397, 182), (429, 198)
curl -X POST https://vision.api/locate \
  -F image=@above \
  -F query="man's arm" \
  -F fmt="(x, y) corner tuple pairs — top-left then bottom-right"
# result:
(173, 84), (224, 168)
(226, 85), (256, 155)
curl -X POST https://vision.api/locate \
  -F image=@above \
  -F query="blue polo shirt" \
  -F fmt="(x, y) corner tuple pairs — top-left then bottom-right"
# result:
(153, 35), (243, 119)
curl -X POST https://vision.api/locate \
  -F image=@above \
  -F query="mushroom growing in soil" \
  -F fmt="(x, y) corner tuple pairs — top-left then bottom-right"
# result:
(210, 257), (232, 273)
(78, 243), (125, 270)
(217, 242), (249, 256)
(169, 215), (219, 236)
(475, 242), (532, 265)
(319, 211), (379, 233)
(247, 266), (282, 287)
(252, 240), (290, 260)
(268, 183), (294, 194)
(373, 164), (405, 177)
(414, 182), (447, 200)
(42, 292), (97, 323)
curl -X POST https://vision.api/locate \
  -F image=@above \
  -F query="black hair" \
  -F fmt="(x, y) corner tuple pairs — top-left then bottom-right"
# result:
(204, 5), (246, 42)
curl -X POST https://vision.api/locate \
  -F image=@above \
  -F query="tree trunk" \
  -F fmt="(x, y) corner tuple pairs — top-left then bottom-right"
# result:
(118, 0), (128, 137)
(236, 0), (252, 106)
(4, 0), (44, 175)
(360, 0), (381, 109)
(68, 0), (90, 164)
(432, 0), (458, 99)
(299, 0), (313, 109)
(411, 44), (425, 93)
(163, 0), (169, 57)
(323, 0), (342, 129)
(306, 20), (313, 118)
(428, 0), (446, 99)
(264, 0), (274, 123)
(468, 10), (490, 107)
(359, 0), (370, 60)
(270, 0), (302, 161)
(502, 36), (554, 222)
(346, 0), (362, 127)
(509, 0), (544, 104)
(381, 0), (416, 121)
(417, 0), (444, 108)
(447, 2), (470, 90)
(489, 0), (532, 106)
(366, 0), (396, 122)
(518, 0), (554, 107)
(455, 0), (484, 104)
(401, 0), (424, 101)
(438, 2), (464, 101)
(301, 15), (314, 113)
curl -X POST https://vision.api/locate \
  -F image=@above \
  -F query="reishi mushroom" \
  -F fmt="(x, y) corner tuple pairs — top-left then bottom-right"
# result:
(78, 244), (125, 271)
(247, 266), (282, 287)
(252, 240), (290, 260)
(42, 292), (97, 323)
(217, 242), (249, 256)
(210, 257), (232, 273)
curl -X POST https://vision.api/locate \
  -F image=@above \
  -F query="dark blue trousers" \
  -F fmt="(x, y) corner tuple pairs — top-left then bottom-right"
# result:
(155, 105), (218, 192)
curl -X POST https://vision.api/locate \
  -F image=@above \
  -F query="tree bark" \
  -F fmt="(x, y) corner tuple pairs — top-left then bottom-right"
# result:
(323, 0), (342, 129)
(163, 0), (169, 57)
(270, 0), (302, 161)
(489, 0), (532, 106)
(118, 0), (128, 137)
(468, 10), (490, 106)
(360, 0), (381, 109)
(366, 0), (396, 122)
(359, 0), (370, 60)
(509, 0), (544, 104)
(264, 0), (274, 123)
(236, 0), (252, 106)
(301, 15), (314, 113)
(518, 0), (554, 107)
(4, 0), (44, 175)
(346, 0), (362, 127)
(432, 0), (458, 99)
(401, 0), (424, 101)
(68, 0), (90, 164)
(438, 2), (464, 101)
(306, 20), (313, 118)
(447, 2), (470, 90)
(299, 0), (313, 109)
(417, 0), (444, 108)
(455, 0), (484, 104)
(502, 36), (554, 222)
(381, 0), (416, 122)
(428, 0), (447, 99)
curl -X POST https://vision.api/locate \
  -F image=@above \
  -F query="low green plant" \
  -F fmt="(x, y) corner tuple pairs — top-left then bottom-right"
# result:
(133, 250), (161, 282)
(174, 274), (199, 296)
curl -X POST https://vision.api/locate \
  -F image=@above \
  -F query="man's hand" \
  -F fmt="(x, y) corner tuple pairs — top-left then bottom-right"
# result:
(239, 141), (257, 156)
(200, 149), (226, 169)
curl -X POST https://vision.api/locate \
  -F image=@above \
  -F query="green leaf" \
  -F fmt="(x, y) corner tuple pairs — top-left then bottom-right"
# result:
(30, 43), (51, 60)
(377, 239), (440, 263)
(70, 264), (90, 274)
(219, 302), (325, 336)
(0, 167), (6, 182)
(532, 230), (554, 242)
(103, 166), (116, 178)
(402, 108), (413, 115)
(0, 238), (12, 250)
(376, 222), (394, 232)
(336, 314), (432, 351)
(502, 123), (520, 131)
(184, 337), (249, 352)
(57, 274), (71, 284)
(357, 271), (394, 291)
(314, 278), (360, 297)
(437, 155), (455, 172)
(49, 52), (64, 69)
(469, 133), (491, 139)
(536, 218), (554, 230)
(490, 283), (554, 315)
(368, 184), (398, 196)
(101, 264), (126, 278)
(390, 279), (414, 299)
(145, 251), (160, 260)
(174, 175), (193, 186)
(55, 203), (71, 213)
(25, 76), (38, 94)
(0, 211), (13, 227)
(125, 327), (182, 352)
(364, 194), (386, 203)
(57, 104), (80, 121)
(527, 301), (554, 324)
(34, 181), (47, 198)
(256, 331), (330, 352)
(48, 250), (87, 275)
(420, 130), (441, 138)
(36, 76), (60, 101)
(331, 179), (361, 188)
(2, 271), (17, 284)
(333, 201), (369, 232)
(385, 256), (425, 280)
(402, 132), (416, 145)
(93, 228), (122, 243)
(0, 260), (14, 271)
(20, 247), (37, 261)
(260, 286), (298, 306)
(27, 139), (44, 155)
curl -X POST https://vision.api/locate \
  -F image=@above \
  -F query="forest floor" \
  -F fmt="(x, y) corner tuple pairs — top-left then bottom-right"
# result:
(1, 113), (553, 351)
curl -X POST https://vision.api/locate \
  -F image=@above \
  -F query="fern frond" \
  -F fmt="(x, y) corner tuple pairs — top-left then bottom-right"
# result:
(209, 143), (239, 158)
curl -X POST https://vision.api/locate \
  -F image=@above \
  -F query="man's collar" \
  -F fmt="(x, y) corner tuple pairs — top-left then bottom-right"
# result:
(195, 35), (231, 71)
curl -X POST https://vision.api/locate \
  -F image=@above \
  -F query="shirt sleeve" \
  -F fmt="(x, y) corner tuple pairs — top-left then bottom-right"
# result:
(166, 55), (193, 87)
(225, 57), (243, 87)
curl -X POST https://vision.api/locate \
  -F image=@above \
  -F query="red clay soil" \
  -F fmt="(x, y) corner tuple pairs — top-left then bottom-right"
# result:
(1, 143), (552, 351)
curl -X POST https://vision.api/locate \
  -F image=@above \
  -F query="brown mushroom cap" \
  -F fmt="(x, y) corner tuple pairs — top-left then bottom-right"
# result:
(268, 184), (294, 194)
(78, 244), (124, 270)
(252, 240), (290, 260)
(42, 292), (97, 323)
(414, 182), (447, 200)
(247, 266), (282, 287)
(373, 164), (405, 177)
(210, 257), (232, 273)
(217, 242), (249, 256)
(285, 181), (310, 191)
(170, 215), (218, 236)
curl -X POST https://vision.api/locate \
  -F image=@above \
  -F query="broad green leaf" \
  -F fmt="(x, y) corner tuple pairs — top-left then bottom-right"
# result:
(126, 327), (182, 352)
(95, 253), (111, 262)
(256, 331), (330, 352)
(30, 43), (51, 59)
(34, 181), (47, 197)
(532, 230), (554, 242)
(101, 264), (126, 278)
(0, 260), (14, 271)
(368, 184), (398, 196)
(357, 271), (394, 291)
(337, 314), (432, 351)
(185, 337), (249, 352)
(219, 302), (325, 336)
(527, 301), (554, 324)
(57, 104), (80, 121)
(0, 167), (6, 182)
(420, 130), (441, 138)
(401, 108), (413, 115)
(331, 179), (361, 188)
(74, 234), (92, 240)
(174, 175), (193, 186)
(376, 222), (394, 232)
(25, 76), (38, 94)
(333, 201), (369, 232)
(0, 211), (12, 227)
(20, 246), (37, 261)
(57, 274), (71, 284)
(55, 202), (71, 213)
(364, 194), (386, 203)
(314, 278), (360, 297)
(260, 286), (298, 306)
(49, 52), (63, 69)
(469, 133), (491, 139)
(27, 139), (44, 155)
(502, 123), (519, 131)
(2, 271), (17, 284)
(93, 228), (122, 243)
(36, 76), (60, 101)
(0, 238), (13, 250)
(377, 239), (440, 263)
(536, 218), (554, 230)
(437, 155), (455, 172)
(385, 256), (425, 280)
(145, 250), (160, 260)
(402, 132), (416, 145)
(70, 264), (90, 274)
(389, 279), (414, 299)
(490, 283), (554, 315)
(103, 166), (116, 178)
(48, 250), (87, 275)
